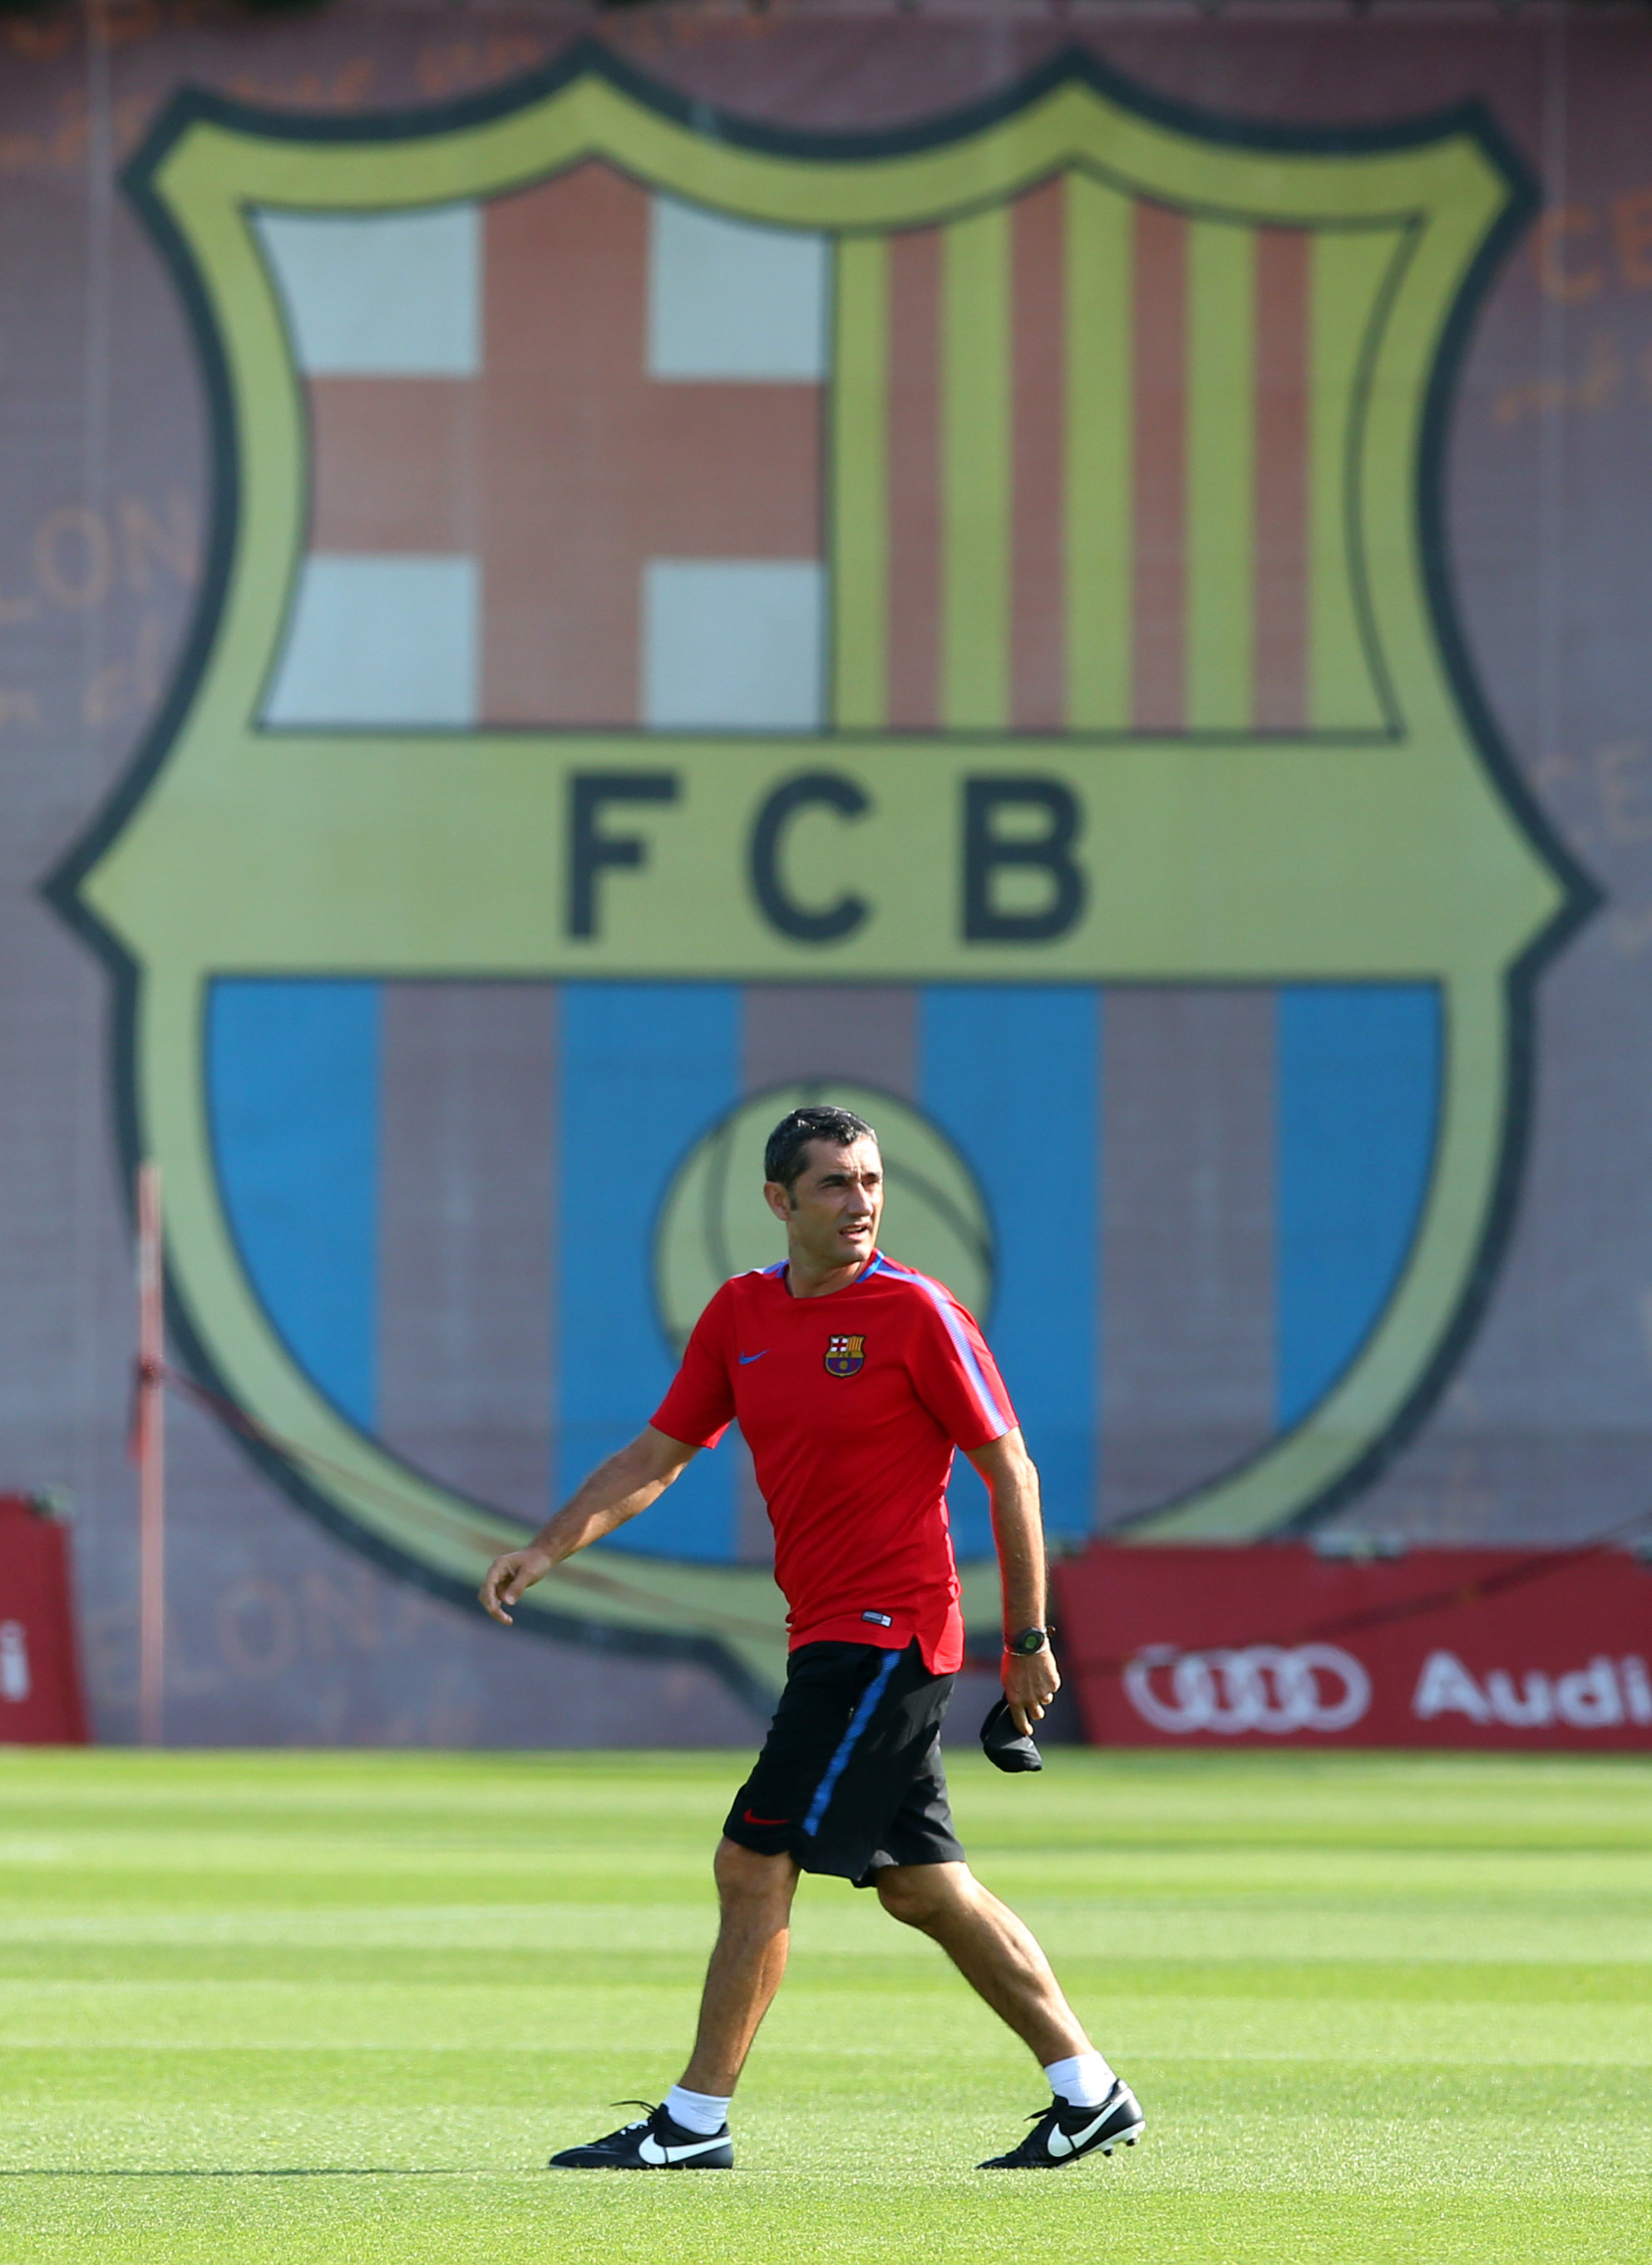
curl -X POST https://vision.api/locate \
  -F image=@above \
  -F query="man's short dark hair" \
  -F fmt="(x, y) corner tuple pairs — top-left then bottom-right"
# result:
(764, 1104), (879, 1193)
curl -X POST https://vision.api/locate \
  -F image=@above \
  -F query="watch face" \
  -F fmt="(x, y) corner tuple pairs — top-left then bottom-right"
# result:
(1010, 1628), (1047, 1656)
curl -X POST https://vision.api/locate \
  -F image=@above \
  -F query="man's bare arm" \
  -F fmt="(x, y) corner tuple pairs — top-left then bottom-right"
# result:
(478, 1425), (701, 1625)
(964, 1426), (1060, 1735)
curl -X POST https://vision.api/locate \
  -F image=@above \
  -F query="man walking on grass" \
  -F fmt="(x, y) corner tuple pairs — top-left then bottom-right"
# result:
(479, 1103), (1142, 2173)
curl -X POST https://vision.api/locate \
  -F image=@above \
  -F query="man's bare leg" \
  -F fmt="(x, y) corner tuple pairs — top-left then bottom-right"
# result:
(875, 1861), (1144, 2169)
(546, 1839), (792, 2168)
(874, 1860), (1090, 2062)
(678, 1838), (801, 2095)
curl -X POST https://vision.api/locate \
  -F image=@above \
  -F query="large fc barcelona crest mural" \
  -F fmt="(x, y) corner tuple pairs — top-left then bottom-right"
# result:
(50, 45), (1587, 1700)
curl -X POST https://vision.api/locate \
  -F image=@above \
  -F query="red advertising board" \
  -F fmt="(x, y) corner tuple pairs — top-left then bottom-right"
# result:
(0, 1496), (90, 1744)
(1053, 1543), (1652, 1751)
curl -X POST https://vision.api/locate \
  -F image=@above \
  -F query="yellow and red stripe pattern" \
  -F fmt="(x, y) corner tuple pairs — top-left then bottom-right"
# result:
(831, 174), (1393, 741)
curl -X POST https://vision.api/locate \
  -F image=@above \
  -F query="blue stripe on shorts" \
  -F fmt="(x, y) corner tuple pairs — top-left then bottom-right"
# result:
(801, 1650), (902, 1838)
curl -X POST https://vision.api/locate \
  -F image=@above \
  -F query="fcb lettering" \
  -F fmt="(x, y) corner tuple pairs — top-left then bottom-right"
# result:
(568, 770), (1089, 950)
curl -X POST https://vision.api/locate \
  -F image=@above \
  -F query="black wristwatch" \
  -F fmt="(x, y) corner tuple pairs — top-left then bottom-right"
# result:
(1004, 1626), (1050, 1657)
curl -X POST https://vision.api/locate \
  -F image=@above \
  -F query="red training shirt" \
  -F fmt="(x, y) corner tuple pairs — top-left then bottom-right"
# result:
(651, 1251), (1017, 1675)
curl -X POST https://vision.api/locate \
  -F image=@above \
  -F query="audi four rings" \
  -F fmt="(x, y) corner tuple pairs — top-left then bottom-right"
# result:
(1122, 1645), (1373, 1736)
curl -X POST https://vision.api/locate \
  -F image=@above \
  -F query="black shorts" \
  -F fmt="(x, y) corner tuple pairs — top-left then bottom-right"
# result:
(723, 1640), (964, 1887)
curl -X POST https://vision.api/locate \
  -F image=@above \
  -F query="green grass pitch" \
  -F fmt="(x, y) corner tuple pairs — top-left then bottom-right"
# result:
(0, 1744), (1646, 2263)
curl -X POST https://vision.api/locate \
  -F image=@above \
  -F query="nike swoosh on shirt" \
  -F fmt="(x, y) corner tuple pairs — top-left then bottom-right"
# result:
(742, 1809), (788, 1826)
(738, 1351), (768, 1364)
(1047, 2110), (1110, 2160)
(638, 2132), (729, 2165)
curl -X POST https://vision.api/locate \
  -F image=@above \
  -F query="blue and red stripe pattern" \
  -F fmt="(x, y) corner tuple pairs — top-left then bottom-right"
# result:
(204, 976), (1441, 1559)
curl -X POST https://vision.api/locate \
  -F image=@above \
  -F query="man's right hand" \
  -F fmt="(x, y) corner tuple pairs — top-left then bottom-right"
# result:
(478, 1546), (554, 1626)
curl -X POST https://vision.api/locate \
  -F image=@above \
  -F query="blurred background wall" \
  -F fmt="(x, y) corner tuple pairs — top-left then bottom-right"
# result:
(2, 0), (1650, 1745)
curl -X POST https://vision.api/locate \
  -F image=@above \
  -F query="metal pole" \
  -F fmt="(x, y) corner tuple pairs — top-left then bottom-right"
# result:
(136, 1161), (165, 1747)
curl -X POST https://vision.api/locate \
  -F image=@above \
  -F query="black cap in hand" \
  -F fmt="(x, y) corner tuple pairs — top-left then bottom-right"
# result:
(979, 1697), (1043, 1774)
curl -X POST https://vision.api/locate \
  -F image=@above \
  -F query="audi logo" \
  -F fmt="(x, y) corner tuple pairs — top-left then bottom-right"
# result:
(1123, 1642), (1373, 1736)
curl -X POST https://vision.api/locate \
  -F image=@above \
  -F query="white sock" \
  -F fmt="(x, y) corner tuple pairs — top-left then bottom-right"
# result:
(1042, 2051), (1115, 2108)
(664, 2084), (732, 2136)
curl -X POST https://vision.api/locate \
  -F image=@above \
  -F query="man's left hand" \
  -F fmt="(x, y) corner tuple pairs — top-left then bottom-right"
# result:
(1003, 1644), (1060, 1738)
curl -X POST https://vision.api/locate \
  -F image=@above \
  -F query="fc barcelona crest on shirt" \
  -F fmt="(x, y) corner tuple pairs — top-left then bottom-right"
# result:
(48, 43), (1590, 1704)
(825, 1336), (867, 1380)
